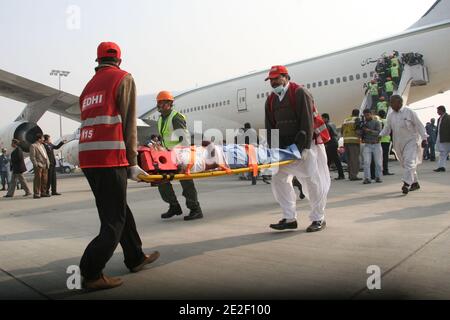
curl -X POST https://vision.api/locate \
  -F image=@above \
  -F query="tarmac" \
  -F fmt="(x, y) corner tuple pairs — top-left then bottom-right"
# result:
(0, 160), (449, 300)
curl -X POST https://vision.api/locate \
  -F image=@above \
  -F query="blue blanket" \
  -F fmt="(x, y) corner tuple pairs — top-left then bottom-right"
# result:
(222, 144), (302, 169)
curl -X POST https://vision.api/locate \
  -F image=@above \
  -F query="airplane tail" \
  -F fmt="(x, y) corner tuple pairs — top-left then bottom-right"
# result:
(408, 0), (450, 30)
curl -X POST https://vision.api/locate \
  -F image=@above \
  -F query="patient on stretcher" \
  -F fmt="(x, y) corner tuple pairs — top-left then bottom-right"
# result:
(142, 142), (302, 174)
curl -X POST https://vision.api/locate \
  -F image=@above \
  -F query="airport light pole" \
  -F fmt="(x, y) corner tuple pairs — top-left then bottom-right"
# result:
(50, 70), (70, 138)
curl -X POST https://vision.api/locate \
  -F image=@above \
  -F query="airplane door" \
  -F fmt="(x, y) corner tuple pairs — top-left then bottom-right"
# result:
(237, 88), (247, 112)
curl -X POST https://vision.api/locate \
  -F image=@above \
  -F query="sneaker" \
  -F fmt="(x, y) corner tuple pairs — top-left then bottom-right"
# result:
(434, 167), (446, 172)
(410, 182), (420, 191)
(363, 179), (371, 184)
(270, 219), (298, 231)
(306, 220), (326, 233)
(402, 183), (410, 195)
(375, 178), (383, 183)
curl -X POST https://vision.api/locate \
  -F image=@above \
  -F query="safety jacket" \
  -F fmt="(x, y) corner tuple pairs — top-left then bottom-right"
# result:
(380, 118), (391, 143)
(79, 66), (129, 168)
(267, 82), (330, 145)
(385, 80), (394, 93)
(158, 110), (187, 150)
(391, 65), (400, 78)
(369, 83), (379, 96)
(342, 116), (361, 144)
(377, 101), (388, 113)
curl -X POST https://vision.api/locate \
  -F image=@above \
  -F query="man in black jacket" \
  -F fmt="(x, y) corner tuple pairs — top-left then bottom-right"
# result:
(434, 105), (450, 172)
(43, 134), (65, 195)
(322, 113), (345, 180)
(4, 139), (31, 197)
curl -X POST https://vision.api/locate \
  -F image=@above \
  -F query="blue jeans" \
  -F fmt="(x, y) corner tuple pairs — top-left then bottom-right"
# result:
(363, 144), (382, 179)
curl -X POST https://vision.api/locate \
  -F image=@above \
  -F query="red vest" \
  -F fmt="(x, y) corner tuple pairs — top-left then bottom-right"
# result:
(79, 66), (129, 168)
(268, 82), (330, 144)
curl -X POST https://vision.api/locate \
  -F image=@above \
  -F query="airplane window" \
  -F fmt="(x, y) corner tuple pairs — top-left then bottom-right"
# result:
(343, 76), (347, 82)
(370, 71), (374, 77)
(219, 102), (222, 106)
(336, 77), (341, 83)
(349, 75), (354, 81)
(324, 80), (328, 86)
(266, 93), (269, 97)
(200, 106), (203, 110)
(312, 83), (316, 88)
(330, 79), (334, 85)
(363, 72), (367, 78)
(318, 81), (322, 87)
(307, 84), (310, 89)
(208, 104), (211, 108)
(257, 94), (260, 99)
(216, 102), (219, 107)
(356, 74), (360, 80)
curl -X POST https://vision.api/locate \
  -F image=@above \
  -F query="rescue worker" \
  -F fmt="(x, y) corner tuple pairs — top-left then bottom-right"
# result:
(379, 95), (428, 194)
(341, 109), (362, 181)
(367, 80), (379, 110)
(390, 63), (400, 85)
(384, 77), (395, 102)
(378, 110), (394, 176)
(376, 96), (388, 114)
(156, 90), (203, 221)
(264, 65), (330, 232)
(78, 42), (159, 291)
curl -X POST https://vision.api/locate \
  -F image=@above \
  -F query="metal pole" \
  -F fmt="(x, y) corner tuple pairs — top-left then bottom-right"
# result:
(59, 74), (62, 138)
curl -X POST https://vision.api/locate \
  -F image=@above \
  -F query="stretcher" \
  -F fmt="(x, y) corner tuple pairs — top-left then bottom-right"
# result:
(136, 145), (299, 183)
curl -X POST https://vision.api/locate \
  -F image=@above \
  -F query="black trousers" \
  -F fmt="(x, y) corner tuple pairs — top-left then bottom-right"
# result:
(381, 142), (391, 173)
(80, 167), (145, 281)
(326, 145), (345, 177)
(158, 179), (200, 210)
(46, 165), (57, 194)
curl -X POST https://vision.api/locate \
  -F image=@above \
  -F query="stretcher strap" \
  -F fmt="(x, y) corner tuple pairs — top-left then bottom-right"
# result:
(185, 146), (196, 176)
(245, 144), (258, 177)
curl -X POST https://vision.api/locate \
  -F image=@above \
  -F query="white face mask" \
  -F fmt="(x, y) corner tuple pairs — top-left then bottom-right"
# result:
(272, 85), (284, 95)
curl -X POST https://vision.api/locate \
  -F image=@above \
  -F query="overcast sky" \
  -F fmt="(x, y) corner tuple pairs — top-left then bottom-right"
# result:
(0, 0), (445, 139)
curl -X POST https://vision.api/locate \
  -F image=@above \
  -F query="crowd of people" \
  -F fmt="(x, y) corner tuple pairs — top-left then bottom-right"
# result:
(0, 134), (66, 199)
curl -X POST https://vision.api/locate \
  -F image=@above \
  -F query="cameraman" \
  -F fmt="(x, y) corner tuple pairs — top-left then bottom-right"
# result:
(360, 109), (383, 184)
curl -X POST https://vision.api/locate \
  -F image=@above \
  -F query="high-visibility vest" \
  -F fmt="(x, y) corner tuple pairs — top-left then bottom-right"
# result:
(380, 118), (391, 143)
(377, 101), (388, 113)
(390, 57), (399, 67)
(369, 83), (379, 96)
(342, 116), (361, 144)
(158, 110), (187, 150)
(267, 82), (330, 144)
(391, 65), (399, 78)
(385, 80), (394, 93)
(79, 66), (129, 168)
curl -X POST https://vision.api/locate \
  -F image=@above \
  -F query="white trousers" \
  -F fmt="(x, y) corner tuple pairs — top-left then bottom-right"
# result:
(398, 140), (420, 185)
(271, 143), (330, 222)
(437, 142), (450, 169)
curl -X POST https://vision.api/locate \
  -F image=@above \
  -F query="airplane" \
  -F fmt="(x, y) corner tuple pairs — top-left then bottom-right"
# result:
(0, 0), (449, 168)
(139, 0), (450, 136)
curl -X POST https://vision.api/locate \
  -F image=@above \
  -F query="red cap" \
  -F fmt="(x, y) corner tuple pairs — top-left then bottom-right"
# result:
(265, 65), (288, 81)
(96, 42), (121, 61)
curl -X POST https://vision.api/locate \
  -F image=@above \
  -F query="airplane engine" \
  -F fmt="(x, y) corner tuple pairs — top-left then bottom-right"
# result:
(0, 121), (43, 153)
(60, 139), (79, 167)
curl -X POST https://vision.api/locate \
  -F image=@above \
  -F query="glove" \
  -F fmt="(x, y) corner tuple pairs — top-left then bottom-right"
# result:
(421, 140), (428, 148)
(127, 165), (149, 182)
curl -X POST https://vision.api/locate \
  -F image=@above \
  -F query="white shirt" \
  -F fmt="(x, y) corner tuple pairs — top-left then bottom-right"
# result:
(379, 106), (427, 146)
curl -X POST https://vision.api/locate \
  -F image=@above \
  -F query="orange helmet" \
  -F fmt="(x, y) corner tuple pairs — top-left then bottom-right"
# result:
(156, 90), (174, 102)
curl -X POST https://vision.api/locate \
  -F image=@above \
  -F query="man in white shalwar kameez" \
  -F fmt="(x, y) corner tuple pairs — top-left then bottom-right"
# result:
(379, 95), (428, 194)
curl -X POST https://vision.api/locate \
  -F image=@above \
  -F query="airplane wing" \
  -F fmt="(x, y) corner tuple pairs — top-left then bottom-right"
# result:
(0, 68), (81, 122)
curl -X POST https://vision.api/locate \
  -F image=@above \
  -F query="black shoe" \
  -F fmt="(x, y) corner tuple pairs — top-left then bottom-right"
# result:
(299, 193), (306, 200)
(161, 204), (183, 219)
(434, 167), (446, 172)
(334, 176), (345, 180)
(3, 195), (12, 198)
(270, 219), (298, 230)
(383, 172), (394, 176)
(402, 183), (410, 195)
(52, 192), (62, 196)
(363, 179), (371, 184)
(349, 177), (363, 181)
(41, 194), (50, 198)
(410, 182), (420, 191)
(33, 195), (41, 199)
(375, 178), (383, 183)
(184, 208), (203, 221)
(306, 220), (326, 233)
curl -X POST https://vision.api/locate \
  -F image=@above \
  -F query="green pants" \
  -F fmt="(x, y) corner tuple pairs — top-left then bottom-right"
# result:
(158, 179), (200, 210)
